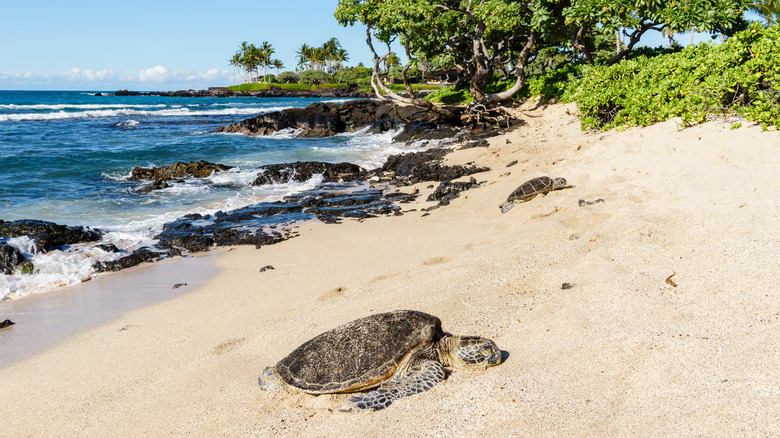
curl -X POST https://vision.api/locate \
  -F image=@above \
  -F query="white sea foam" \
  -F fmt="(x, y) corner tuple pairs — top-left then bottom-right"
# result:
(0, 106), (290, 122)
(269, 128), (303, 139)
(0, 240), (122, 301)
(113, 119), (140, 129)
(0, 103), (167, 110)
(314, 126), (424, 169)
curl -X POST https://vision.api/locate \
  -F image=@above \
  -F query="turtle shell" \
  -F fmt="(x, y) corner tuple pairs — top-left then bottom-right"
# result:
(275, 310), (443, 394)
(506, 176), (555, 202)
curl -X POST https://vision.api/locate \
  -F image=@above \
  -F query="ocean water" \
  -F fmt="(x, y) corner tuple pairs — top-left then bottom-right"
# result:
(0, 90), (416, 300)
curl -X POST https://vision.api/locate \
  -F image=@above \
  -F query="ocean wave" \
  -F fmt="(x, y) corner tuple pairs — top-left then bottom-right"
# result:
(112, 119), (141, 129)
(0, 103), (168, 110)
(0, 106), (290, 122)
(0, 170), (334, 301)
(0, 240), (121, 301)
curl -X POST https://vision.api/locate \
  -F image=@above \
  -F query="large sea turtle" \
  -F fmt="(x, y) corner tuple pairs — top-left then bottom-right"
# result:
(499, 176), (571, 213)
(258, 310), (504, 411)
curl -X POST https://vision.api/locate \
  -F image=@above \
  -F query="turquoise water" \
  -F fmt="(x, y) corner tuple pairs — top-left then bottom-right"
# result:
(0, 90), (408, 299)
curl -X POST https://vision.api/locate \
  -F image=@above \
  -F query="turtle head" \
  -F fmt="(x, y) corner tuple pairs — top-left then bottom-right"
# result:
(553, 177), (568, 189)
(440, 335), (503, 369)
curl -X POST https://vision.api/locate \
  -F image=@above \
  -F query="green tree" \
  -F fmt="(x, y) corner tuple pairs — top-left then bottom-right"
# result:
(257, 41), (275, 82)
(272, 59), (285, 76)
(336, 0), (569, 106)
(277, 71), (298, 83)
(565, 0), (750, 66)
(299, 69), (331, 84)
(296, 43), (313, 71)
(229, 52), (243, 84)
(751, 1), (780, 25)
(383, 51), (400, 73)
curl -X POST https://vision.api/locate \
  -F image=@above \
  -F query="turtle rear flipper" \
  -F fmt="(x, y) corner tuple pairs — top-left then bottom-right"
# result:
(339, 360), (445, 411)
(499, 201), (517, 214)
(258, 366), (285, 391)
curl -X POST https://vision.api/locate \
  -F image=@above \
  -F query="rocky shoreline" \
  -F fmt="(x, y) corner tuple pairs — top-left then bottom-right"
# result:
(215, 99), (463, 139)
(114, 86), (371, 99)
(1, 100), (504, 288)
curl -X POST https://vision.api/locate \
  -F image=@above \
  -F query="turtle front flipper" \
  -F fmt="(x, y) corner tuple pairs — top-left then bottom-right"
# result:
(338, 359), (445, 411)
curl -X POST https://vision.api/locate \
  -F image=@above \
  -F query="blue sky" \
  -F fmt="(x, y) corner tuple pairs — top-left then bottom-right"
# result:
(0, 1), (758, 91)
(0, 0), (375, 90)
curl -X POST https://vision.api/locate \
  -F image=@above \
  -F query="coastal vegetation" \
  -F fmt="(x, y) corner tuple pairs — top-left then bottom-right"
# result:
(334, 0), (750, 107)
(229, 41), (284, 84)
(225, 2), (779, 131)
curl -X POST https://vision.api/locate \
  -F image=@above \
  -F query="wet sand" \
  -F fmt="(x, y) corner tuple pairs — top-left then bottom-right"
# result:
(0, 253), (219, 368)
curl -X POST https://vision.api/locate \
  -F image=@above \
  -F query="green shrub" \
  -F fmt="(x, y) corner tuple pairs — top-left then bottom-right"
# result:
(572, 23), (780, 131)
(277, 71), (298, 84)
(425, 86), (473, 105)
(227, 83), (271, 91)
(279, 83), (316, 91)
(338, 67), (372, 85)
(388, 65), (422, 83)
(299, 70), (331, 84)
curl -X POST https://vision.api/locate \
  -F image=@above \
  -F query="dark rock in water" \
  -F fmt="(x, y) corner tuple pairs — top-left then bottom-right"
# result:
(0, 242), (30, 275)
(215, 100), (462, 138)
(156, 204), (306, 252)
(391, 123), (461, 143)
(427, 177), (482, 206)
(0, 319), (14, 330)
(0, 219), (102, 254)
(92, 247), (167, 272)
(128, 160), (234, 193)
(129, 160), (233, 181)
(97, 243), (120, 253)
(137, 179), (171, 194)
(251, 161), (364, 186)
(154, 183), (414, 252)
(172, 283), (188, 289)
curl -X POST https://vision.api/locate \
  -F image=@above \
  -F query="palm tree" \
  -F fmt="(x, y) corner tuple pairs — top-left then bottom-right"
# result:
(229, 52), (242, 84)
(335, 48), (350, 82)
(751, 1), (780, 25)
(272, 59), (285, 76)
(384, 52), (400, 74)
(311, 47), (327, 71)
(257, 41), (275, 82)
(245, 44), (261, 82)
(296, 43), (312, 71)
(322, 38), (342, 74)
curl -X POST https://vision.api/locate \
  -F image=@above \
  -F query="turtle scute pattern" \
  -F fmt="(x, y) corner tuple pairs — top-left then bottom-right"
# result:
(275, 310), (442, 394)
(500, 176), (570, 213)
(259, 310), (503, 412)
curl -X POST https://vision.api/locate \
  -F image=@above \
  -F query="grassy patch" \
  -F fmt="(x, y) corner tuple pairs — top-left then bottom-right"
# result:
(227, 83), (353, 92)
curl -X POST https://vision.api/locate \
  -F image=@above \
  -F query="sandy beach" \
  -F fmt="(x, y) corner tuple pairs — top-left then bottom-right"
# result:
(1, 102), (778, 437)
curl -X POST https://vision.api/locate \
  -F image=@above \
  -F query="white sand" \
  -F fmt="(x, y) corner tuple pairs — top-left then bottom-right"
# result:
(1, 103), (778, 437)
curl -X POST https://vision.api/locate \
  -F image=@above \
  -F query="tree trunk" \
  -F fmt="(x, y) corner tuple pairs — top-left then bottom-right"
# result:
(480, 32), (537, 104)
(572, 24), (595, 65)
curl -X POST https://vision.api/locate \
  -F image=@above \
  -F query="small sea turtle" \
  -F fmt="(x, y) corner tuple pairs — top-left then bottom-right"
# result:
(499, 176), (571, 213)
(258, 310), (503, 411)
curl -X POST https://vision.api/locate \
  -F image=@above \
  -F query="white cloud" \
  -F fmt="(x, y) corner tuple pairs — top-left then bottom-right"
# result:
(138, 65), (168, 82)
(0, 65), (232, 90)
